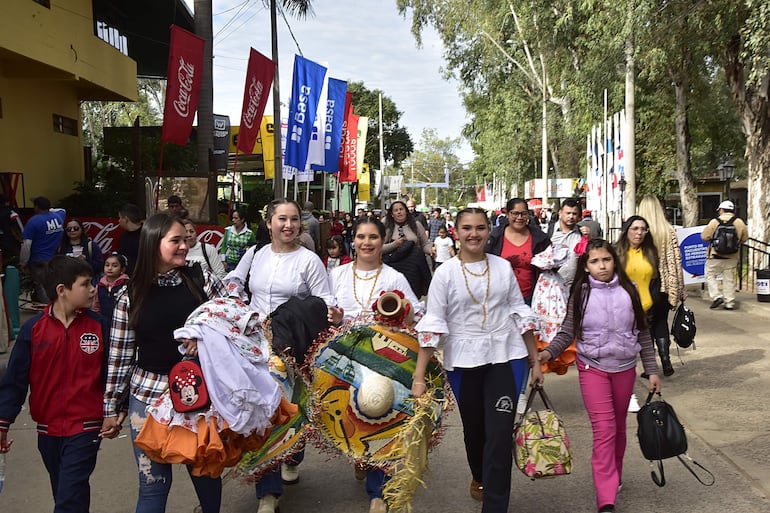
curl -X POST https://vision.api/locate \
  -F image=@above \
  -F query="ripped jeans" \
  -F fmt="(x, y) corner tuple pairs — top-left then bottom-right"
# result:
(128, 395), (222, 513)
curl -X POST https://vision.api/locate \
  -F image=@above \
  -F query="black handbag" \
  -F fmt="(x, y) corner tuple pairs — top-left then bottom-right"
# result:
(636, 392), (714, 487)
(671, 302), (696, 349)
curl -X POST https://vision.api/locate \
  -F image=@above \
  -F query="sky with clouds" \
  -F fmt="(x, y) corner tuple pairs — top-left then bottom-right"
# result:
(183, 0), (474, 162)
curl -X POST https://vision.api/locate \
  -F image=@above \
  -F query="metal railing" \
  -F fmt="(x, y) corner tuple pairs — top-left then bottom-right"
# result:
(738, 238), (770, 292)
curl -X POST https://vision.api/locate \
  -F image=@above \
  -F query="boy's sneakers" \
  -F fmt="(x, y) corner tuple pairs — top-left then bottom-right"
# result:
(710, 298), (724, 309)
(257, 494), (279, 513)
(627, 393), (641, 413)
(281, 463), (299, 484)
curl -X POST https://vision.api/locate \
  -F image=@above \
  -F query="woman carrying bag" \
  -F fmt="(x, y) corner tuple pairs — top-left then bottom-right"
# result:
(539, 239), (661, 513)
(412, 207), (543, 513)
(637, 196), (686, 376)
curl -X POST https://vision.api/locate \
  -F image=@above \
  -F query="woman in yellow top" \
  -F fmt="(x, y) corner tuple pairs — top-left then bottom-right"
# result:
(615, 215), (674, 377)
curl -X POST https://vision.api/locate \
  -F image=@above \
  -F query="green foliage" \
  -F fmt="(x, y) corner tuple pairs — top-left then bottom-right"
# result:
(57, 160), (135, 217)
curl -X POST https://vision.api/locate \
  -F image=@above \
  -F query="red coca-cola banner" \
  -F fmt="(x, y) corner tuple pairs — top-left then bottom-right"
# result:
(76, 218), (224, 255)
(237, 48), (275, 155)
(161, 25), (205, 146)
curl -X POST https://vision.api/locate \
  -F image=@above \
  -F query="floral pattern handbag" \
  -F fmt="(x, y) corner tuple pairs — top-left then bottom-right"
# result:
(513, 386), (573, 479)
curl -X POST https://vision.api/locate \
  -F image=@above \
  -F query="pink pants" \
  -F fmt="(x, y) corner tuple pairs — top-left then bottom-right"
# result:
(577, 362), (636, 510)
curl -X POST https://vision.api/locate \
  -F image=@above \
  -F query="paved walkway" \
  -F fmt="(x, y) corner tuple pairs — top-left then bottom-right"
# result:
(1, 288), (769, 512)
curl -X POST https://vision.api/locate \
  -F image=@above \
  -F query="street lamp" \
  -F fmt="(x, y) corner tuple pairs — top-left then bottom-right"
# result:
(618, 175), (627, 222)
(718, 159), (735, 203)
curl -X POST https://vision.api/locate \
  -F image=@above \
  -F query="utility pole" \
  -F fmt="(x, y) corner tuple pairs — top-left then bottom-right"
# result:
(194, 0), (216, 223)
(378, 92), (386, 209)
(624, 11), (636, 218)
(270, 0), (283, 199)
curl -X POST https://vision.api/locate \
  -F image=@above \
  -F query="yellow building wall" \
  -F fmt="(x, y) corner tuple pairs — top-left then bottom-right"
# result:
(0, 0), (139, 205)
(0, 78), (83, 206)
(0, 0), (137, 101)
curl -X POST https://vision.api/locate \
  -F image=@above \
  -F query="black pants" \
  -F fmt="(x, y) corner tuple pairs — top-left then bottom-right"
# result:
(38, 431), (101, 513)
(448, 360), (523, 513)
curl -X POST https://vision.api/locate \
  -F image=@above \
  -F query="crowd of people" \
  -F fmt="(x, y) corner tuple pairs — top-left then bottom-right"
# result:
(0, 192), (749, 513)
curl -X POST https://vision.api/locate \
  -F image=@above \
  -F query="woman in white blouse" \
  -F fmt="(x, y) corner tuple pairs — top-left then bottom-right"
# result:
(411, 208), (543, 513)
(223, 198), (336, 513)
(329, 216), (423, 513)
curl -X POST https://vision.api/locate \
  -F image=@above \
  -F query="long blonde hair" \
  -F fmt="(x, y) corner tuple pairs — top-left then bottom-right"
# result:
(637, 195), (673, 255)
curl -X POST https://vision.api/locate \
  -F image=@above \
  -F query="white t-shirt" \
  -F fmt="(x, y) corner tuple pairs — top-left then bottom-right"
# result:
(433, 236), (454, 263)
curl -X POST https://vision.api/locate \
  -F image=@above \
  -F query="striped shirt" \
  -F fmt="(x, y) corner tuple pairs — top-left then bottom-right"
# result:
(103, 266), (226, 416)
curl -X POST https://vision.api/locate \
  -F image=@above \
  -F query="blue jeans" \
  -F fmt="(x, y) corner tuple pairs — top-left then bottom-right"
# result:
(366, 468), (387, 500)
(37, 431), (101, 513)
(128, 395), (221, 513)
(254, 449), (305, 498)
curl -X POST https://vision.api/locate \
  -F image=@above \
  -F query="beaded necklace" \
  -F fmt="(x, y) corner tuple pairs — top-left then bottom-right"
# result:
(352, 261), (383, 311)
(459, 251), (490, 327)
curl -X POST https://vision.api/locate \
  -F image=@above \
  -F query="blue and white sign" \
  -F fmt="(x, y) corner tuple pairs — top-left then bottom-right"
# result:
(677, 225), (709, 284)
(312, 78), (347, 173)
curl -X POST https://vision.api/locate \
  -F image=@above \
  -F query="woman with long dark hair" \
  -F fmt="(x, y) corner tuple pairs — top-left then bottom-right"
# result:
(57, 218), (103, 281)
(636, 196), (685, 375)
(412, 207), (543, 513)
(540, 239), (661, 513)
(382, 201), (432, 297)
(614, 215), (675, 376)
(103, 213), (227, 512)
(224, 198), (335, 513)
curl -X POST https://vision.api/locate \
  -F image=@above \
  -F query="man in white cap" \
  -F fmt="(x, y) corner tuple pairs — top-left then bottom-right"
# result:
(701, 200), (748, 310)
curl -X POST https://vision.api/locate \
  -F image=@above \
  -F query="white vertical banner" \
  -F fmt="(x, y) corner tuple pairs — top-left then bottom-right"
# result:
(304, 63), (330, 179)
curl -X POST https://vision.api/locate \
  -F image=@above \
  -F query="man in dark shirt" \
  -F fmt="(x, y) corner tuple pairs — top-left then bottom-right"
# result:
(117, 204), (143, 275)
(406, 199), (429, 237)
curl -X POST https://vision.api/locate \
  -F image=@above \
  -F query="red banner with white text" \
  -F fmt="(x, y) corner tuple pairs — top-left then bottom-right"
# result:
(237, 48), (275, 155)
(161, 25), (205, 145)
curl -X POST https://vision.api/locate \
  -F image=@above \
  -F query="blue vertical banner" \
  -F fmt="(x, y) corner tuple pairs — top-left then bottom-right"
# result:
(312, 77), (347, 173)
(284, 55), (327, 178)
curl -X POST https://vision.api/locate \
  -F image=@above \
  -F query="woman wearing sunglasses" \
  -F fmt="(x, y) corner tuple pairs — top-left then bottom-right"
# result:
(57, 218), (104, 282)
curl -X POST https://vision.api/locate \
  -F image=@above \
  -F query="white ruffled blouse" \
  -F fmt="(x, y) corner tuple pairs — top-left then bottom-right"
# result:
(415, 254), (537, 371)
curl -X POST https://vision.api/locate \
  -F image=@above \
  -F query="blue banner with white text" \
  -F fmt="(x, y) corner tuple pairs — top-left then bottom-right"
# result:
(312, 77), (347, 173)
(284, 55), (327, 177)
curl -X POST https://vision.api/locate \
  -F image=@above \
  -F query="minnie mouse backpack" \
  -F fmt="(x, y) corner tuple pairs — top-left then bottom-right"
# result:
(169, 357), (211, 412)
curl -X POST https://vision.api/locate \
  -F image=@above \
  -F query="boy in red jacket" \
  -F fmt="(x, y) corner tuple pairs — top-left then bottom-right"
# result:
(0, 256), (113, 513)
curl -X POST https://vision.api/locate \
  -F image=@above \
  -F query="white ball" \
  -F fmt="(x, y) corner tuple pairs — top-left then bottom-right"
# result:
(357, 373), (395, 418)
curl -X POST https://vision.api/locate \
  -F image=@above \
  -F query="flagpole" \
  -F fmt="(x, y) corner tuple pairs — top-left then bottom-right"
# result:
(603, 89), (609, 234)
(228, 150), (240, 218)
(156, 143), (165, 212)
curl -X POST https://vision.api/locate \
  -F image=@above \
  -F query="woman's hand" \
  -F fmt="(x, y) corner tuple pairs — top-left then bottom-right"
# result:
(395, 237), (404, 247)
(648, 374), (662, 393)
(327, 306), (344, 326)
(181, 338), (198, 356)
(411, 379), (427, 398)
(530, 365), (545, 387)
(538, 349), (552, 363)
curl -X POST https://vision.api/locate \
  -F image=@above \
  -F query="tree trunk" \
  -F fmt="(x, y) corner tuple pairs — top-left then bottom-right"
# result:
(672, 72), (699, 227)
(722, 35), (770, 244)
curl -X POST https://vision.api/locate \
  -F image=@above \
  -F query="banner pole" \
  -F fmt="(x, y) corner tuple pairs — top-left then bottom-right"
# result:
(155, 143), (165, 212)
(229, 150), (240, 218)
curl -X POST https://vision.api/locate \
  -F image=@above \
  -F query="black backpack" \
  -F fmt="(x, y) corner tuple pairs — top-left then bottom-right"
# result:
(671, 303), (696, 349)
(711, 216), (739, 255)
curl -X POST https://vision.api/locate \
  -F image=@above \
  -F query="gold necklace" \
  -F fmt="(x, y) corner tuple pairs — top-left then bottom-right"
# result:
(353, 261), (383, 311)
(459, 252), (490, 327)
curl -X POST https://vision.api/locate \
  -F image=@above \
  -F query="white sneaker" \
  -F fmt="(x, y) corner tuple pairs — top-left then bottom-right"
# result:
(370, 498), (387, 513)
(257, 494), (279, 513)
(627, 393), (640, 413)
(281, 463), (300, 484)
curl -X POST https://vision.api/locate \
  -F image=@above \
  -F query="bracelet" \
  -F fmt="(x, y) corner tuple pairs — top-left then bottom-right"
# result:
(413, 381), (426, 386)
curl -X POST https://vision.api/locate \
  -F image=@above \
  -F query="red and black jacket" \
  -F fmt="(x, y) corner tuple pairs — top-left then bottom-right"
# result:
(0, 305), (109, 436)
